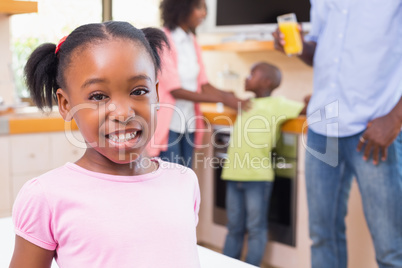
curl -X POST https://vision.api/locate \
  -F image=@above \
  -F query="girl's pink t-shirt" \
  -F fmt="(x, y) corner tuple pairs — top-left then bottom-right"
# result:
(12, 159), (201, 268)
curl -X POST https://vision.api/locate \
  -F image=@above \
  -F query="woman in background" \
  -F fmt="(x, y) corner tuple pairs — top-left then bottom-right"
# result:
(150, 0), (248, 168)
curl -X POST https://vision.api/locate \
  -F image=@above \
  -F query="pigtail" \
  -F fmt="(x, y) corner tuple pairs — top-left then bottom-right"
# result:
(141, 27), (169, 72)
(24, 43), (59, 110)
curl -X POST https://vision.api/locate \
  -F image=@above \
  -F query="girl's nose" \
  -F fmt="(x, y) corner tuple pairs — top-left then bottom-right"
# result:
(108, 102), (135, 123)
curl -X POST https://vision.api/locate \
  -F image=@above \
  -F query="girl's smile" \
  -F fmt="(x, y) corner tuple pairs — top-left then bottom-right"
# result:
(104, 124), (143, 149)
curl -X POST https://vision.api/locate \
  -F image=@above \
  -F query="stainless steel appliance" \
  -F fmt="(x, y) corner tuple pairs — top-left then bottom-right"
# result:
(212, 126), (298, 247)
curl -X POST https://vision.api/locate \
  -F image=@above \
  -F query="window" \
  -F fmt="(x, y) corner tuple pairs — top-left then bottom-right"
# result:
(10, 0), (161, 99)
(10, 0), (102, 98)
(112, 0), (161, 28)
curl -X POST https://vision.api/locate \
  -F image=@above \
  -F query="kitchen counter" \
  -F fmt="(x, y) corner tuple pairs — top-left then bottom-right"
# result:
(199, 102), (307, 134)
(0, 103), (305, 135)
(0, 107), (78, 135)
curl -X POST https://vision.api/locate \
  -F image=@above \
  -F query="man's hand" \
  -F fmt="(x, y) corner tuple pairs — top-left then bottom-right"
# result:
(272, 25), (316, 67)
(357, 113), (401, 165)
(272, 28), (286, 54)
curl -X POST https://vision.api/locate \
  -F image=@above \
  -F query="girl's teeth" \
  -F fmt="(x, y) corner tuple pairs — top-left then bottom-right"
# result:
(109, 132), (137, 143)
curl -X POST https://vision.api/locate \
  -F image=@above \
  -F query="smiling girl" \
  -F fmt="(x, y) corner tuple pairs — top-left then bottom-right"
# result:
(9, 21), (201, 268)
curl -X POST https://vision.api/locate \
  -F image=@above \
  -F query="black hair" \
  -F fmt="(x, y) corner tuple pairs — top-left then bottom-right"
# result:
(160, 0), (202, 30)
(253, 62), (282, 89)
(24, 21), (168, 110)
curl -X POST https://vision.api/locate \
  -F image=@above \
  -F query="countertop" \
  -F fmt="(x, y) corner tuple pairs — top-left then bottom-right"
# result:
(0, 104), (306, 135)
(0, 107), (78, 135)
(200, 103), (307, 134)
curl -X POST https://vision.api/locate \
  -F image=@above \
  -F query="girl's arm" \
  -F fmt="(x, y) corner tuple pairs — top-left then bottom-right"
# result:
(10, 236), (54, 268)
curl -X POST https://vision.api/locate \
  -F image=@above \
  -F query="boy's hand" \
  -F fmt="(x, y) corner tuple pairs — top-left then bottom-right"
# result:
(299, 94), (311, 115)
(356, 113), (401, 165)
(304, 94), (312, 105)
(240, 98), (252, 112)
(222, 95), (252, 112)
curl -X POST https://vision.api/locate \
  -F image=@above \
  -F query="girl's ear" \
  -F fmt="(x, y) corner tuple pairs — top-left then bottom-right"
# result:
(155, 80), (159, 103)
(56, 88), (72, 121)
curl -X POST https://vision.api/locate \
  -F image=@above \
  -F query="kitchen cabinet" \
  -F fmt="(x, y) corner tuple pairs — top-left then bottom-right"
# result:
(50, 132), (85, 169)
(10, 134), (51, 176)
(0, 0), (38, 15)
(0, 131), (85, 216)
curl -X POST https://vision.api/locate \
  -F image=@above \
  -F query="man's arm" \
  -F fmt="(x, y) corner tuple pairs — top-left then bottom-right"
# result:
(298, 41), (317, 67)
(357, 97), (402, 164)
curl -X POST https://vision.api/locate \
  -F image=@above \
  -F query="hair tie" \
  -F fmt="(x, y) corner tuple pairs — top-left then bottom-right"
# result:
(55, 35), (68, 54)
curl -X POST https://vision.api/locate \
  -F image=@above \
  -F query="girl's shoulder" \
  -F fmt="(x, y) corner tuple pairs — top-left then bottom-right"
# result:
(13, 164), (76, 203)
(17, 163), (74, 190)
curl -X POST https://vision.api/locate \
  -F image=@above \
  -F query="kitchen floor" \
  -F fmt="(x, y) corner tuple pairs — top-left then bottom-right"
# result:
(198, 242), (276, 268)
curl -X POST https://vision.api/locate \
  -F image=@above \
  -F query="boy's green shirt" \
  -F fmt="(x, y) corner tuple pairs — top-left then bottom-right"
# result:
(221, 96), (303, 182)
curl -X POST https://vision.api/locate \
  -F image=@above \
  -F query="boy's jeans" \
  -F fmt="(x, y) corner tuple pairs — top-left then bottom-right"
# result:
(305, 130), (402, 268)
(223, 181), (273, 266)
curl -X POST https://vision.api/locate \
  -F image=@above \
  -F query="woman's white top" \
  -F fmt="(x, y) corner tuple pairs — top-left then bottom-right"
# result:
(169, 27), (200, 134)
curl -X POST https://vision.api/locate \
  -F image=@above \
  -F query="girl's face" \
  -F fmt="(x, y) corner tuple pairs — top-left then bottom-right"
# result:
(186, 0), (207, 30)
(57, 39), (159, 166)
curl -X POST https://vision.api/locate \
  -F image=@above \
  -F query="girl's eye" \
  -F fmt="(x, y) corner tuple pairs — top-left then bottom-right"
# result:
(89, 93), (108, 101)
(131, 88), (149, 96)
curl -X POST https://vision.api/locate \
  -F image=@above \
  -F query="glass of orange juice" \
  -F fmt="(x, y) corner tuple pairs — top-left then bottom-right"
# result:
(277, 13), (303, 56)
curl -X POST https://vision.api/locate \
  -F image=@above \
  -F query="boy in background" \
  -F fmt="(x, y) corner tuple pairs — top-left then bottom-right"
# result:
(221, 62), (305, 266)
